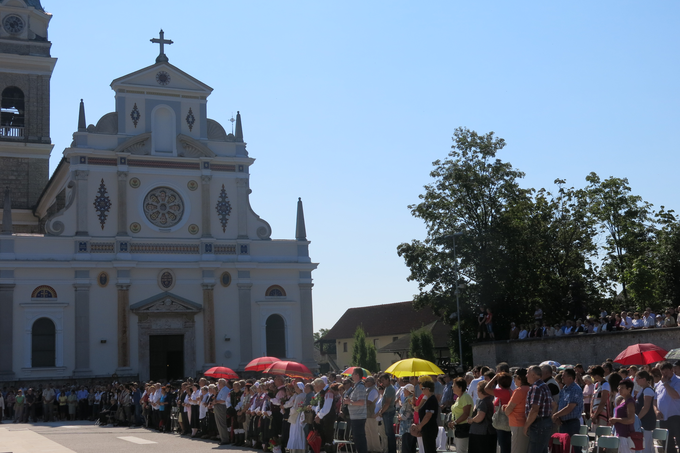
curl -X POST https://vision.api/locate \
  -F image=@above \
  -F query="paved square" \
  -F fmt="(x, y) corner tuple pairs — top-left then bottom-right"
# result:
(0, 421), (254, 453)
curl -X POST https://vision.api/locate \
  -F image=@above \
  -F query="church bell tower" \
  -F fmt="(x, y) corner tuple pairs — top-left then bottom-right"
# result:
(0, 0), (56, 233)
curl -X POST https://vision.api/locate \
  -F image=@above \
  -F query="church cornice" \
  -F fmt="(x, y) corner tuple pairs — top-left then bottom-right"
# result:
(0, 52), (56, 75)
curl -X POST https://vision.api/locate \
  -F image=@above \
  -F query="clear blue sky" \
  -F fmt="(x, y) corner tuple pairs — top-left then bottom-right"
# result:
(45, 1), (680, 331)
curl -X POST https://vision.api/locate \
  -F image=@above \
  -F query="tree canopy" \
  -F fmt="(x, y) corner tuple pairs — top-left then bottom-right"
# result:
(398, 127), (679, 364)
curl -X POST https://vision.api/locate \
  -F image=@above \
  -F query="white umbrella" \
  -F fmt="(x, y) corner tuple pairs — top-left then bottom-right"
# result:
(540, 360), (560, 367)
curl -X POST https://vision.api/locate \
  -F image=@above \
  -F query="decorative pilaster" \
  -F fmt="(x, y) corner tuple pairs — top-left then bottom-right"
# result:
(117, 284), (131, 369)
(73, 282), (92, 376)
(236, 179), (248, 239)
(75, 170), (89, 236)
(299, 283), (315, 369)
(201, 175), (212, 238)
(117, 171), (128, 236)
(237, 280), (253, 366)
(202, 283), (216, 365)
(0, 284), (15, 379)
(2, 188), (12, 235)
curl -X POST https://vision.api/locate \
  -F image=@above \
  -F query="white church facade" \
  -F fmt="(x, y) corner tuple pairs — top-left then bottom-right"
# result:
(0, 1), (317, 383)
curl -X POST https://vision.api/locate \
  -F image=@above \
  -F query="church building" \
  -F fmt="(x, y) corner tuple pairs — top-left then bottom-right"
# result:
(0, 0), (317, 383)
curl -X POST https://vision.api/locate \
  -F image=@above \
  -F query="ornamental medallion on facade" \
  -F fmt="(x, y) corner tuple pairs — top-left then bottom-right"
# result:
(158, 269), (176, 291)
(143, 187), (184, 228)
(215, 184), (232, 232)
(93, 179), (111, 229)
(130, 103), (141, 128)
(186, 108), (195, 132)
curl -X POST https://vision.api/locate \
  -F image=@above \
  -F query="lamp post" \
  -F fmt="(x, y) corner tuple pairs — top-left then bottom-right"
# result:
(442, 232), (464, 371)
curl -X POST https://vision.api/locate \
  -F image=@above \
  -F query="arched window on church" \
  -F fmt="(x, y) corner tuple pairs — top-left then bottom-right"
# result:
(32, 317), (56, 368)
(152, 105), (176, 154)
(265, 285), (286, 298)
(31, 285), (57, 299)
(266, 314), (286, 358)
(1, 87), (25, 138)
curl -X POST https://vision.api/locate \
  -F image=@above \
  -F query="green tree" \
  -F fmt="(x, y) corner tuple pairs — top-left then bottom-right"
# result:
(350, 326), (378, 372)
(585, 173), (654, 303)
(398, 128), (607, 361)
(409, 328), (437, 363)
(313, 328), (330, 350)
(409, 329), (422, 359)
(397, 127), (528, 319)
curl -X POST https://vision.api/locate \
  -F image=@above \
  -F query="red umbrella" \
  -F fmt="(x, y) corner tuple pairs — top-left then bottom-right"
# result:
(614, 343), (669, 365)
(263, 360), (313, 379)
(204, 366), (239, 379)
(245, 356), (280, 372)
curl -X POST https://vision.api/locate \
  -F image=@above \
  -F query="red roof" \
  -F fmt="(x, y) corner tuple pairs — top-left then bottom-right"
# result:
(321, 301), (440, 341)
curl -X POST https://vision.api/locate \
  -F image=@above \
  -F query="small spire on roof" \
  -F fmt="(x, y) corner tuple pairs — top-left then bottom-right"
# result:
(296, 197), (307, 241)
(78, 99), (86, 132)
(2, 187), (12, 235)
(235, 111), (243, 141)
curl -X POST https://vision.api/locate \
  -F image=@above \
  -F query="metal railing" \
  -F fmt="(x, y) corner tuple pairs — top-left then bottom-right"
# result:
(0, 126), (24, 138)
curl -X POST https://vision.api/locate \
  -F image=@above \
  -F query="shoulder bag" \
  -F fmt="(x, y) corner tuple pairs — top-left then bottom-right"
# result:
(492, 403), (510, 431)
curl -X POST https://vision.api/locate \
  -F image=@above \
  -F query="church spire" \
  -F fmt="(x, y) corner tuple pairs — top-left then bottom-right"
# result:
(296, 197), (307, 241)
(2, 187), (12, 235)
(78, 99), (86, 132)
(235, 111), (243, 142)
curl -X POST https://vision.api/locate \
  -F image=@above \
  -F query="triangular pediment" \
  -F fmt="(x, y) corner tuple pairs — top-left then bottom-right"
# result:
(130, 292), (202, 314)
(110, 62), (213, 96)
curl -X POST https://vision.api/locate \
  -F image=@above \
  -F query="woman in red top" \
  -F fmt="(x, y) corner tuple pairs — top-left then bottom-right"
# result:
(486, 372), (513, 453)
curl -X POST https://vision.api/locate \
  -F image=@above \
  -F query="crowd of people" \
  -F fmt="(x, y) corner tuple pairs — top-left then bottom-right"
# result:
(509, 305), (680, 340)
(447, 359), (680, 453)
(1, 358), (679, 453)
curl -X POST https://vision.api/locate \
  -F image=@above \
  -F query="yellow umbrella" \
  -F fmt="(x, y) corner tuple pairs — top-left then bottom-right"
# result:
(385, 358), (444, 377)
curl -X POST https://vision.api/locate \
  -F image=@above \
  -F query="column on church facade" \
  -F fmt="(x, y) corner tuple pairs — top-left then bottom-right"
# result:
(73, 282), (92, 375)
(75, 170), (89, 235)
(117, 171), (128, 235)
(299, 283), (315, 367)
(201, 175), (212, 237)
(238, 282), (253, 364)
(202, 283), (216, 365)
(236, 179), (248, 238)
(0, 284), (15, 378)
(117, 284), (130, 368)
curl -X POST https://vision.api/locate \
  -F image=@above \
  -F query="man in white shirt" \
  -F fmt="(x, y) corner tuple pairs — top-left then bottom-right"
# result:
(214, 379), (231, 445)
(150, 383), (161, 430)
(468, 366), (487, 406)
(654, 362), (680, 453)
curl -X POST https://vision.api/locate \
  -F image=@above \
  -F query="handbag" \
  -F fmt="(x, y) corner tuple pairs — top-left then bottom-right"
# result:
(307, 429), (322, 453)
(304, 410), (315, 425)
(409, 423), (422, 438)
(492, 404), (510, 431)
(453, 422), (470, 438)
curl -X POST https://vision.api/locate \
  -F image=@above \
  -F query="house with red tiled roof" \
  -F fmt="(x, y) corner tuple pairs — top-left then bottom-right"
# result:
(318, 301), (452, 372)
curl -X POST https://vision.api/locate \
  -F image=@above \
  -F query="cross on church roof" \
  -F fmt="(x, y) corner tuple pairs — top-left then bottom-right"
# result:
(150, 29), (173, 63)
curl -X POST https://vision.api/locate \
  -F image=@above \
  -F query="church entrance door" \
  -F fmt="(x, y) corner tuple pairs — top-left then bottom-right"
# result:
(149, 334), (184, 381)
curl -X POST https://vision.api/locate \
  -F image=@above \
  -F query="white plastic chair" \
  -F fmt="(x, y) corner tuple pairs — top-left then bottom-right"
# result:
(653, 428), (669, 453)
(596, 435), (619, 453)
(570, 434), (589, 453)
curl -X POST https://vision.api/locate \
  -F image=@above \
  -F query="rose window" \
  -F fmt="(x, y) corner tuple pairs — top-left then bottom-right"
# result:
(143, 187), (184, 227)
